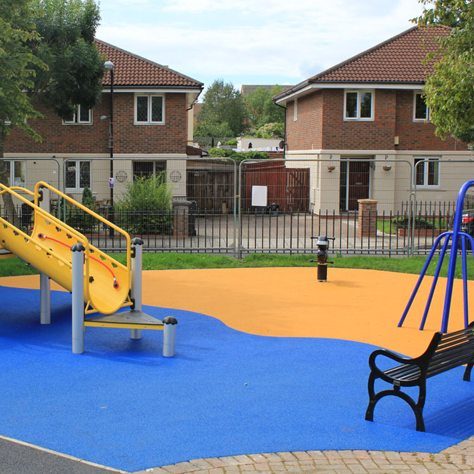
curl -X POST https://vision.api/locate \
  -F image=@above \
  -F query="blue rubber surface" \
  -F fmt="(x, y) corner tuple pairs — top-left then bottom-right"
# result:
(1, 285), (474, 471)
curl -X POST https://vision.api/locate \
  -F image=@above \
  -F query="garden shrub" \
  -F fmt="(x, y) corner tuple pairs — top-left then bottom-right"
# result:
(392, 216), (435, 229)
(114, 174), (173, 234)
(207, 148), (269, 161)
(64, 187), (97, 233)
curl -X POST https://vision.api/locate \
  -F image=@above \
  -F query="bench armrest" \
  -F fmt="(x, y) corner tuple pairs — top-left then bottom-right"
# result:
(369, 349), (421, 378)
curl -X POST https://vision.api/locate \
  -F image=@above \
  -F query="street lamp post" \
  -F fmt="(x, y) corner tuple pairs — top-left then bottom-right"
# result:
(104, 60), (114, 237)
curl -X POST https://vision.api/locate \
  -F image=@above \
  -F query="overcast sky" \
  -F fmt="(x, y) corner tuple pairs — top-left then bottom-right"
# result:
(96, 0), (424, 91)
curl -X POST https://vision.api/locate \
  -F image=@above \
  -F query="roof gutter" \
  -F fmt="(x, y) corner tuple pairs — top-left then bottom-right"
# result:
(275, 82), (425, 104)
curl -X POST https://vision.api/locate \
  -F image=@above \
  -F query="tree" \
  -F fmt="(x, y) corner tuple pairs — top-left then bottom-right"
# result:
(254, 122), (284, 139)
(0, 0), (104, 218)
(0, 0), (45, 219)
(195, 80), (246, 139)
(32, 0), (103, 118)
(415, 0), (474, 144)
(244, 85), (285, 131)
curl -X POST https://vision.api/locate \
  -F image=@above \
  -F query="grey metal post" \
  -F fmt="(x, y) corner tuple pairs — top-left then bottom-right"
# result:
(131, 238), (144, 340)
(232, 158), (239, 258)
(40, 273), (51, 325)
(38, 187), (51, 213)
(163, 316), (178, 357)
(71, 243), (85, 354)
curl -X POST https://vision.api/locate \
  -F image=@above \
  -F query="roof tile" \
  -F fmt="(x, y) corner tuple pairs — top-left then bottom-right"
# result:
(95, 39), (203, 88)
(310, 26), (450, 84)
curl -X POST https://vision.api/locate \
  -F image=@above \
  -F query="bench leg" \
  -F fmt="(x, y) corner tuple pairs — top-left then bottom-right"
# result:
(365, 378), (426, 432)
(365, 372), (377, 421)
(463, 362), (474, 381)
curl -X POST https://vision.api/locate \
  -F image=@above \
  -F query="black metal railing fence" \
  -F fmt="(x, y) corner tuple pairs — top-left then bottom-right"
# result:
(0, 201), (461, 256)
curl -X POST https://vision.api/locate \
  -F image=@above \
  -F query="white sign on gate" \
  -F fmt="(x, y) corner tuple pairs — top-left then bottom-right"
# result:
(251, 185), (268, 207)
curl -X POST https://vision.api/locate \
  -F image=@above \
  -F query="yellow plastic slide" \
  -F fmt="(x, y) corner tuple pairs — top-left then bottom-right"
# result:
(0, 182), (131, 315)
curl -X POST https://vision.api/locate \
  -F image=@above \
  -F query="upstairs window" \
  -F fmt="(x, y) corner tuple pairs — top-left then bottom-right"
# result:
(344, 90), (373, 120)
(415, 157), (440, 187)
(135, 95), (164, 124)
(414, 92), (430, 121)
(65, 160), (91, 191)
(63, 105), (92, 124)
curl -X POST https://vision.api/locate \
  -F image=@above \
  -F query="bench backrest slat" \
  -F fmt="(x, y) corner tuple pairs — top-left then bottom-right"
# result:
(425, 325), (474, 377)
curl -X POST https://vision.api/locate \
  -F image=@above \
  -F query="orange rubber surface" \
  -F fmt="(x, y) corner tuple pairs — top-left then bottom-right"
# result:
(1, 267), (472, 357)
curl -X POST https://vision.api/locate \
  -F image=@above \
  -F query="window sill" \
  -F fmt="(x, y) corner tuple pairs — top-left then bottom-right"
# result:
(134, 121), (165, 126)
(343, 117), (374, 122)
(62, 123), (93, 126)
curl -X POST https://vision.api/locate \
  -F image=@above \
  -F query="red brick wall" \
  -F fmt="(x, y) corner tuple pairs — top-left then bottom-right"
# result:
(286, 92), (323, 150)
(395, 90), (467, 151)
(5, 93), (188, 155)
(285, 88), (468, 152)
(321, 90), (396, 150)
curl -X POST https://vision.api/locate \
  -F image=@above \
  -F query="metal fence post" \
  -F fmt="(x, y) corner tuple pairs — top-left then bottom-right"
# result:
(237, 160), (244, 259)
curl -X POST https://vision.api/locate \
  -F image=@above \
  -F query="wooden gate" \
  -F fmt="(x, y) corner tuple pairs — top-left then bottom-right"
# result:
(242, 162), (309, 212)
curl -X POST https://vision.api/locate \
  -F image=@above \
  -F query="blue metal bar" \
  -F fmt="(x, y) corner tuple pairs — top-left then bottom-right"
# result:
(441, 180), (474, 333)
(461, 234), (469, 328)
(398, 232), (450, 327)
(419, 234), (451, 330)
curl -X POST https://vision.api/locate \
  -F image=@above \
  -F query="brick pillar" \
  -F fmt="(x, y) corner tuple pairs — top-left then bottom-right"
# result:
(357, 199), (378, 238)
(173, 200), (191, 238)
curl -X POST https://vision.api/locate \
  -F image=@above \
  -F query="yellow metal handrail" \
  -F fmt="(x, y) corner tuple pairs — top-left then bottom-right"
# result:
(0, 186), (35, 197)
(34, 181), (131, 272)
(0, 184), (90, 273)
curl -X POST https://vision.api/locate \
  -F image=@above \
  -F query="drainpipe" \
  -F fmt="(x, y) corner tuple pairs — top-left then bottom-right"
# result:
(275, 102), (287, 160)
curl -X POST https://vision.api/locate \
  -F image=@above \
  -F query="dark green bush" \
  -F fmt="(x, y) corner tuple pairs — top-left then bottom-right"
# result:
(392, 216), (435, 229)
(64, 188), (97, 233)
(114, 174), (173, 234)
(207, 148), (269, 161)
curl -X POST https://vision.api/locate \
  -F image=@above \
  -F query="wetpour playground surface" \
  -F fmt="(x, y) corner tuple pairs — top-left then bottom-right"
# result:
(0, 267), (473, 472)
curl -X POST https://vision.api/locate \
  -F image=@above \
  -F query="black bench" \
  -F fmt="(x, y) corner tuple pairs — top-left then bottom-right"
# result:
(365, 322), (474, 431)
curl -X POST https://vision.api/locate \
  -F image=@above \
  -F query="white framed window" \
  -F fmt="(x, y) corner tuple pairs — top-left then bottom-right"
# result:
(5, 160), (26, 187)
(344, 90), (374, 121)
(63, 105), (92, 125)
(65, 160), (91, 191)
(135, 95), (165, 124)
(414, 157), (440, 187)
(413, 92), (430, 121)
(293, 98), (298, 121)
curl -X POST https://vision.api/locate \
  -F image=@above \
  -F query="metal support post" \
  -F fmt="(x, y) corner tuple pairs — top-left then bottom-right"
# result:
(163, 316), (178, 357)
(38, 187), (51, 212)
(71, 243), (85, 354)
(40, 273), (51, 325)
(131, 238), (144, 340)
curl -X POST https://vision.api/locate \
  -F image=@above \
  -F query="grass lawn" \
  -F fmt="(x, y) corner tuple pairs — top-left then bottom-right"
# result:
(0, 253), (472, 279)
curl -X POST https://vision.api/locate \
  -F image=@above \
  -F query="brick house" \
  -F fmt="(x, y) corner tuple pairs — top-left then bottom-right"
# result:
(274, 26), (471, 212)
(4, 39), (203, 203)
